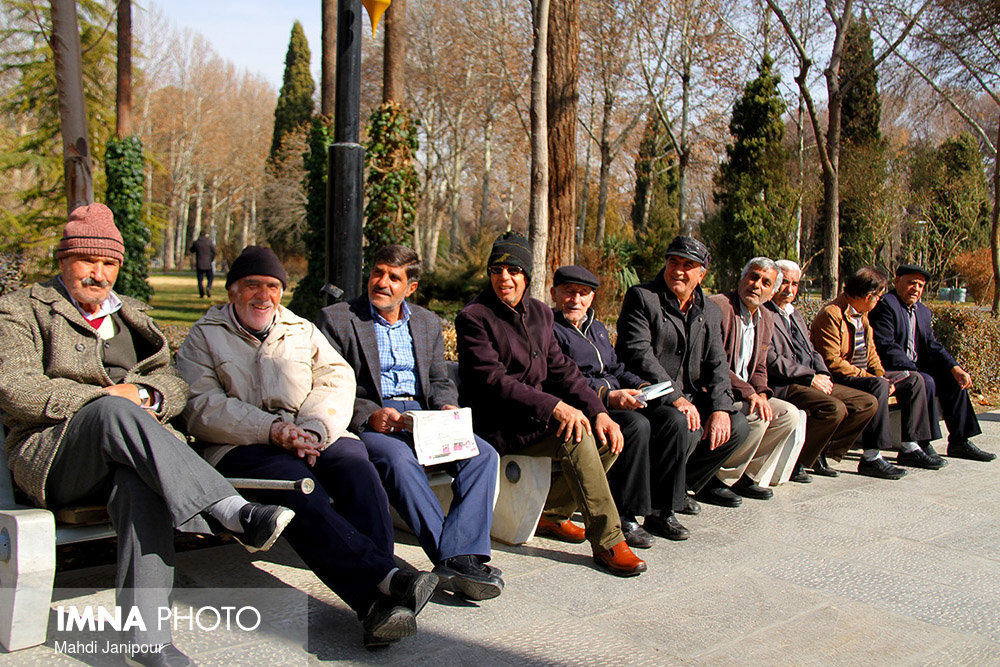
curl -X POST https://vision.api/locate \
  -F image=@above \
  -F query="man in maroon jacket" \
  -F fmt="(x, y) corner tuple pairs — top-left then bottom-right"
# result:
(455, 232), (646, 577)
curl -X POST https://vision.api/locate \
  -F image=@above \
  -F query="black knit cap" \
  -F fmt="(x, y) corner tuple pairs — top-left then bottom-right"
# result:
(488, 231), (533, 279)
(895, 263), (931, 281)
(225, 245), (288, 289)
(553, 265), (600, 289)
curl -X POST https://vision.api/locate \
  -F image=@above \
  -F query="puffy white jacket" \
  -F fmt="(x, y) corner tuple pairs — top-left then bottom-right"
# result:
(176, 303), (358, 465)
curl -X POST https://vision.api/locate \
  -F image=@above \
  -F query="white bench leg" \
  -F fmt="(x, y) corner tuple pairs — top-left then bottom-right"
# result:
(0, 508), (56, 651)
(490, 455), (551, 546)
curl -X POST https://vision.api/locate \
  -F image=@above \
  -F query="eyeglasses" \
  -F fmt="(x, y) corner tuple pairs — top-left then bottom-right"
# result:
(866, 290), (884, 301)
(488, 265), (524, 276)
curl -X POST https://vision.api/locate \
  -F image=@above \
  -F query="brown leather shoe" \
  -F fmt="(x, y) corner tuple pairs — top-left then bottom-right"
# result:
(593, 541), (647, 577)
(536, 517), (587, 543)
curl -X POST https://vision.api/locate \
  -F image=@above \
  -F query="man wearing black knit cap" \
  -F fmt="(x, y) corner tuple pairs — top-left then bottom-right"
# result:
(455, 232), (648, 577)
(870, 264), (995, 462)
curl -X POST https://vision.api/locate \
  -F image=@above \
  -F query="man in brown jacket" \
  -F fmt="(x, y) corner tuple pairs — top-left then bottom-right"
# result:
(0, 204), (292, 666)
(810, 267), (938, 480)
(709, 258), (799, 498)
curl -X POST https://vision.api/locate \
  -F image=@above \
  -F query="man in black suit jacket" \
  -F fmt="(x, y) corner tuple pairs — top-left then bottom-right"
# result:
(616, 236), (750, 508)
(765, 260), (878, 478)
(870, 264), (994, 462)
(317, 245), (504, 600)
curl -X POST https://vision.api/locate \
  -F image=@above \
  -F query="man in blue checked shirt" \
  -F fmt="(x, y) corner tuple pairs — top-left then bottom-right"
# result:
(317, 245), (503, 601)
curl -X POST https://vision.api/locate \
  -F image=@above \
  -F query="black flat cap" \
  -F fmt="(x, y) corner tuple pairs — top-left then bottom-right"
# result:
(553, 265), (600, 289)
(895, 264), (931, 281)
(665, 236), (711, 268)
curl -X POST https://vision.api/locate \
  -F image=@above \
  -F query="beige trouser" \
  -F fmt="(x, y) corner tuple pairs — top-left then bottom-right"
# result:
(519, 427), (624, 552)
(716, 397), (800, 486)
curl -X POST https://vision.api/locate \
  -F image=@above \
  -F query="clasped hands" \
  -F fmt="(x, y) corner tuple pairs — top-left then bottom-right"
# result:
(270, 421), (322, 466)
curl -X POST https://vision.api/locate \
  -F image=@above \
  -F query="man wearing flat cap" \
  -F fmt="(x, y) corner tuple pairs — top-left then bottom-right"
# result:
(869, 264), (994, 462)
(550, 265), (696, 546)
(0, 205), (293, 665)
(616, 236), (750, 509)
(456, 232), (647, 577)
(178, 245), (439, 648)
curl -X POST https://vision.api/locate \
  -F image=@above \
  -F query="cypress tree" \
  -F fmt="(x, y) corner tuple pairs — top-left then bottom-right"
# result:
(704, 55), (796, 289)
(630, 113), (679, 282)
(926, 133), (990, 276)
(269, 21), (315, 166)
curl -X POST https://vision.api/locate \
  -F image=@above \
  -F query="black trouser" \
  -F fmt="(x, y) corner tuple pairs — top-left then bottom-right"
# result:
(837, 372), (933, 452)
(196, 268), (214, 297)
(917, 369), (981, 445)
(685, 407), (749, 497)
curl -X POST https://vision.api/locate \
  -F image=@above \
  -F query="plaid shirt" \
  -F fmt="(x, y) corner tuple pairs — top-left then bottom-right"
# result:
(371, 301), (419, 399)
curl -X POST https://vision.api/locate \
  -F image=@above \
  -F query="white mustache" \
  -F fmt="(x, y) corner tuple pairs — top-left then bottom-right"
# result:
(81, 277), (111, 288)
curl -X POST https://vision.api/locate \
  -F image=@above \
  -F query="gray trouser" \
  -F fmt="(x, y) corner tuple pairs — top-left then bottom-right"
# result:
(46, 396), (236, 644)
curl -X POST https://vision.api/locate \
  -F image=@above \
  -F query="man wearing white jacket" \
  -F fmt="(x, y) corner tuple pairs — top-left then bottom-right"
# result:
(176, 246), (436, 649)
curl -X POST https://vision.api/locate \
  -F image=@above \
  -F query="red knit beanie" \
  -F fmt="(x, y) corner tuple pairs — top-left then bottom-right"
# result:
(56, 203), (125, 264)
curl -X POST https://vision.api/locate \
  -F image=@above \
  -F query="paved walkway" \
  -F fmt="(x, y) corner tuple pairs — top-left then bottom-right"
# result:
(5, 412), (1000, 666)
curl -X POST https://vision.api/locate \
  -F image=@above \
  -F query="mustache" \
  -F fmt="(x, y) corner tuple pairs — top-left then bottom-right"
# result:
(81, 277), (111, 288)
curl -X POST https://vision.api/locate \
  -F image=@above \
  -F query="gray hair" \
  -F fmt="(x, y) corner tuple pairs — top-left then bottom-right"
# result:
(775, 259), (801, 279)
(740, 257), (782, 289)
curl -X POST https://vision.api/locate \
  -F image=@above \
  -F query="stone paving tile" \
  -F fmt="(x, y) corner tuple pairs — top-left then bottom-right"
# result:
(927, 519), (1000, 563)
(760, 551), (1000, 642)
(691, 596), (969, 666)
(909, 637), (1000, 666)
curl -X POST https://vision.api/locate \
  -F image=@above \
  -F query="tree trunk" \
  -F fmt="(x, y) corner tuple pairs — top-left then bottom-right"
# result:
(594, 94), (612, 244)
(479, 106), (493, 228)
(383, 0), (407, 104)
(321, 0), (336, 116)
(677, 52), (691, 235)
(115, 0), (132, 138)
(546, 0), (578, 279)
(51, 0), (93, 214)
(991, 113), (1000, 316)
(192, 175), (205, 238)
(528, 0), (550, 299)
(821, 89), (843, 298)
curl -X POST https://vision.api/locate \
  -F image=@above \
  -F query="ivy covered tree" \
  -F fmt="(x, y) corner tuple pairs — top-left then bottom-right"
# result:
(838, 15), (892, 277)
(288, 116), (334, 321)
(362, 102), (419, 271)
(269, 21), (315, 165)
(704, 55), (796, 290)
(105, 136), (151, 299)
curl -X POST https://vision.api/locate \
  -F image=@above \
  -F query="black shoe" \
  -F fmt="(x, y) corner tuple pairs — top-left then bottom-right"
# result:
(731, 474), (774, 500)
(896, 447), (945, 470)
(621, 518), (656, 549)
(643, 511), (690, 541)
(679, 496), (702, 515)
(790, 463), (813, 483)
(389, 569), (439, 613)
(947, 439), (996, 462)
(694, 482), (743, 508)
(235, 503), (295, 553)
(858, 457), (907, 480)
(433, 556), (503, 601)
(124, 644), (193, 667)
(812, 455), (840, 477)
(362, 598), (416, 649)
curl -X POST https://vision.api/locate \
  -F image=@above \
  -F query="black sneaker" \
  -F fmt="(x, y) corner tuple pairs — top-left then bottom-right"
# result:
(896, 447), (945, 470)
(388, 569), (439, 615)
(362, 598), (416, 649)
(124, 643), (193, 667)
(433, 555), (503, 601)
(235, 503), (295, 553)
(858, 457), (907, 480)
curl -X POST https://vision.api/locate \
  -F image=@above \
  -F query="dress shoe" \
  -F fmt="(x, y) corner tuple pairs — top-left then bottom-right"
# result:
(857, 456), (907, 480)
(896, 447), (945, 470)
(536, 517), (586, 543)
(124, 644), (193, 667)
(694, 482), (743, 508)
(235, 502), (295, 552)
(643, 511), (690, 541)
(621, 518), (655, 549)
(362, 597), (416, 649)
(389, 569), (439, 614)
(789, 463), (813, 483)
(731, 474), (774, 500)
(812, 455), (840, 477)
(679, 495), (702, 515)
(434, 555), (503, 600)
(947, 439), (996, 462)
(593, 541), (646, 577)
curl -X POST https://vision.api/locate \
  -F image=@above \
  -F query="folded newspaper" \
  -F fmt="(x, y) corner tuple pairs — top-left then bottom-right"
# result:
(404, 408), (480, 466)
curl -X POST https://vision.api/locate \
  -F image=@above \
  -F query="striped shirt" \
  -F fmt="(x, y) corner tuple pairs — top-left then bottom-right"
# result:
(371, 301), (420, 399)
(847, 305), (867, 369)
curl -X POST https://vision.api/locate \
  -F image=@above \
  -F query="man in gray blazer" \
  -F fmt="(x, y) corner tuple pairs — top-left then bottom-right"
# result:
(317, 245), (502, 601)
(765, 259), (878, 478)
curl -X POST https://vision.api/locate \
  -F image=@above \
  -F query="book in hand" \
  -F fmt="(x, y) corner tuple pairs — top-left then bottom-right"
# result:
(404, 407), (480, 466)
(634, 380), (674, 406)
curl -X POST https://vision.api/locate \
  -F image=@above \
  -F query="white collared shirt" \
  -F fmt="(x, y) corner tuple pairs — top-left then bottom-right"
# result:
(735, 300), (759, 382)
